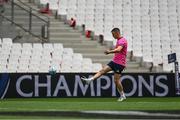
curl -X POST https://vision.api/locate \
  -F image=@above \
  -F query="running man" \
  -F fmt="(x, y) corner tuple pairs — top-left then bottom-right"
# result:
(81, 28), (128, 101)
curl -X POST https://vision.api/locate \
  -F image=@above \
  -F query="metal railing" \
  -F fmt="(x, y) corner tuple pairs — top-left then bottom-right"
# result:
(8, 0), (50, 42)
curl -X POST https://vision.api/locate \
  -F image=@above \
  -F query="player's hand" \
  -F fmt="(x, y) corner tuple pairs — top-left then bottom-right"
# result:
(104, 50), (110, 55)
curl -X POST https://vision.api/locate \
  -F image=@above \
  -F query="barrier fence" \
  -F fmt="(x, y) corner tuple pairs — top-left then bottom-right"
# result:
(0, 73), (177, 98)
(3, 0), (50, 42)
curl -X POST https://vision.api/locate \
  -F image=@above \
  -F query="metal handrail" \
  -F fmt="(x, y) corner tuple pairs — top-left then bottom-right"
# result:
(7, 0), (50, 42)
(12, 2), (48, 23)
(16, 0), (49, 22)
(0, 14), (43, 40)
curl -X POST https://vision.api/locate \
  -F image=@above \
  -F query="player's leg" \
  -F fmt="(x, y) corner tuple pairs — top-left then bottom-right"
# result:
(93, 65), (112, 79)
(114, 73), (126, 101)
(81, 65), (112, 84)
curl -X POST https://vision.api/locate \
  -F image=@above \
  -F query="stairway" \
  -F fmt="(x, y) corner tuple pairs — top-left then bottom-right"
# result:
(3, 0), (152, 73)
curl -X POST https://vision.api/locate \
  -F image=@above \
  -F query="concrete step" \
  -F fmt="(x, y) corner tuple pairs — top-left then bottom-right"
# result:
(5, 4), (42, 14)
(50, 22), (70, 27)
(3, 21), (46, 26)
(4, 13), (50, 22)
(15, 0), (45, 10)
(13, 24), (71, 30)
(13, 26), (81, 35)
(62, 42), (98, 48)
(124, 67), (150, 73)
(5, 5), (26, 11)
(83, 53), (114, 59)
(15, 37), (41, 43)
(51, 37), (100, 42)
(50, 37), (82, 42)
(63, 44), (100, 48)
(4, 15), (49, 22)
(3, 21), (47, 29)
(92, 59), (110, 65)
(4, 11), (31, 16)
(4, 6), (41, 13)
(50, 32), (81, 38)
(126, 62), (141, 68)
(50, 20), (68, 24)
(49, 27), (76, 32)
(74, 48), (105, 54)
(82, 41), (101, 46)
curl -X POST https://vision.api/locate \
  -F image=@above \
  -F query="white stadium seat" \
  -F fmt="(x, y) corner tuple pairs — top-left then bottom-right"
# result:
(92, 63), (102, 72)
(0, 64), (7, 73)
(58, 0), (68, 15)
(39, 0), (48, 5)
(33, 43), (43, 50)
(73, 53), (83, 61)
(0, 39), (103, 73)
(49, 0), (58, 10)
(2, 38), (12, 45)
(53, 43), (63, 51)
(2, 0), (180, 73)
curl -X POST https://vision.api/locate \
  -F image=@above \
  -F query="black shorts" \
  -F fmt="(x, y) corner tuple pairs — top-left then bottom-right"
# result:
(107, 61), (125, 74)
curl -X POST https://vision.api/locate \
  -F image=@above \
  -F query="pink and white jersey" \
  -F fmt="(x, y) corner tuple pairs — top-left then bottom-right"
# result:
(112, 37), (127, 66)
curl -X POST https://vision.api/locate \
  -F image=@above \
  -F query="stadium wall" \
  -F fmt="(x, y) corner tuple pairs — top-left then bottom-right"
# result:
(0, 73), (177, 98)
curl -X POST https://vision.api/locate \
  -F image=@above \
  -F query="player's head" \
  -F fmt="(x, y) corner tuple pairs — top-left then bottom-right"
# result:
(111, 28), (121, 39)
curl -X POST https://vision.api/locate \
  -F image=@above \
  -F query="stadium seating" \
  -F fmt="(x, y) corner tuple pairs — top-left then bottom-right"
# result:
(39, 0), (48, 5)
(1, 0), (180, 72)
(66, 0), (77, 20)
(48, 0), (58, 10)
(0, 38), (102, 73)
(57, 0), (68, 15)
(49, 0), (180, 72)
(94, 0), (104, 35)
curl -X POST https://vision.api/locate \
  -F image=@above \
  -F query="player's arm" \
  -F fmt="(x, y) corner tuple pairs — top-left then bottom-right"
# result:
(104, 46), (123, 55)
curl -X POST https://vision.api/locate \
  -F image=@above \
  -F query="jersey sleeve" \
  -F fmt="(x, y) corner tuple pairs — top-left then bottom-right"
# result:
(117, 39), (126, 47)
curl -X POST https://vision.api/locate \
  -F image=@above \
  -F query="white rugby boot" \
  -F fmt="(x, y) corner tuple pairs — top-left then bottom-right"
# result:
(117, 95), (126, 102)
(81, 76), (93, 85)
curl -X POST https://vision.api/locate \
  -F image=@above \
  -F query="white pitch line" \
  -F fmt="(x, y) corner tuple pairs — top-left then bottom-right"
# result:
(81, 111), (180, 117)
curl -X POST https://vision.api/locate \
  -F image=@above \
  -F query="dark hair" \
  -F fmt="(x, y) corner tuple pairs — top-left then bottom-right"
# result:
(111, 28), (120, 33)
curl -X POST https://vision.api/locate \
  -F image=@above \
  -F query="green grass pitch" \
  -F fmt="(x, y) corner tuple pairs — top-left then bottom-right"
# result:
(0, 97), (180, 111)
(0, 97), (180, 119)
